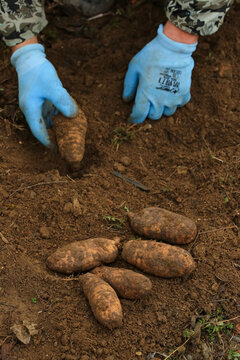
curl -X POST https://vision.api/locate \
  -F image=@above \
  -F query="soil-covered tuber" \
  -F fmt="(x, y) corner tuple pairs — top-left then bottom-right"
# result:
(122, 240), (196, 278)
(91, 266), (152, 299)
(81, 273), (123, 329)
(54, 107), (87, 170)
(47, 237), (120, 274)
(128, 207), (197, 245)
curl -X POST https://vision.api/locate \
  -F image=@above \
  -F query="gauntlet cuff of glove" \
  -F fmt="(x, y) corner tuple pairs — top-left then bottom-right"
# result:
(11, 44), (47, 76)
(157, 24), (197, 55)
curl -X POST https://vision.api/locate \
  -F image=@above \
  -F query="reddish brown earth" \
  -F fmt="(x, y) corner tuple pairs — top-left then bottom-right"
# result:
(0, 1), (239, 359)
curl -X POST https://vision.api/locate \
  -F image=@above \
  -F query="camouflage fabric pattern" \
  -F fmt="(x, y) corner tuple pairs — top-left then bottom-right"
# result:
(0, 0), (47, 46)
(165, 0), (234, 36)
(0, 0), (234, 46)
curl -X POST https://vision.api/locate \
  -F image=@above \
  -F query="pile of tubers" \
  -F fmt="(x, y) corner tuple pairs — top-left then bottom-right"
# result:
(47, 207), (197, 329)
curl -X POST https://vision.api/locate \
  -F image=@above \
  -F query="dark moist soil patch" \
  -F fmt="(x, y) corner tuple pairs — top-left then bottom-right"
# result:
(0, 1), (240, 359)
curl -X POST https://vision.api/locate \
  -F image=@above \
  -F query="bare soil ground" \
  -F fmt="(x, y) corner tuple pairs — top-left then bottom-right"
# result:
(0, 1), (239, 359)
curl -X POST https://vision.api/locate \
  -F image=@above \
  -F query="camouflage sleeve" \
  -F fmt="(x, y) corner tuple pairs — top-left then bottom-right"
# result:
(165, 0), (234, 36)
(0, 0), (48, 47)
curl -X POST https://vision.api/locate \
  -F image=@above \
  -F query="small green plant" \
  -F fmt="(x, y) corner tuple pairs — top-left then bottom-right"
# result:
(228, 349), (240, 359)
(204, 321), (233, 341)
(183, 328), (195, 339)
(197, 309), (234, 342)
(219, 174), (235, 185)
(224, 196), (230, 203)
(31, 297), (37, 304)
(162, 186), (170, 193)
(123, 206), (130, 213)
(111, 126), (134, 149)
(206, 51), (212, 63)
(115, 8), (125, 16)
(103, 215), (126, 230)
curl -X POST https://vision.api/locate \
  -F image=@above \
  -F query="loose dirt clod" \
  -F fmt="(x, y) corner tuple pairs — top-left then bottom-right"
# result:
(122, 240), (196, 278)
(128, 207), (197, 244)
(46, 237), (120, 274)
(53, 107), (87, 171)
(81, 273), (123, 329)
(91, 265), (152, 299)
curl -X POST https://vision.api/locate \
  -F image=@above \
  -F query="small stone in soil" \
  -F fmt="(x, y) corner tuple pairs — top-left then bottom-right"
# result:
(39, 225), (50, 238)
(29, 190), (37, 199)
(60, 334), (68, 346)
(113, 162), (125, 173)
(218, 63), (232, 79)
(72, 196), (82, 217)
(201, 342), (211, 359)
(63, 202), (73, 213)
(120, 156), (131, 166)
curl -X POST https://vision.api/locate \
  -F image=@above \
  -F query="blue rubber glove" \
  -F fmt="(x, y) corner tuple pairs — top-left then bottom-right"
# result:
(11, 44), (78, 148)
(123, 24), (197, 124)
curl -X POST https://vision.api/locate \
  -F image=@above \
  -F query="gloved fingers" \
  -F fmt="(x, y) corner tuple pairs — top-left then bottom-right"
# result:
(42, 99), (58, 128)
(163, 105), (177, 116)
(24, 102), (55, 149)
(47, 85), (78, 118)
(148, 102), (164, 120)
(122, 63), (139, 103)
(128, 92), (150, 124)
(179, 93), (191, 107)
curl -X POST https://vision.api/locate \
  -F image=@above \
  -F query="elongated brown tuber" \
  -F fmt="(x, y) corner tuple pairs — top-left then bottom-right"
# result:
(122, 240), (196, 278)
(82, 273), (123, 329)
(54, 107), (87, 170)
(47, 237), (120, 274)
(91, 266), (152, 299)
(128, 207), (197, 245)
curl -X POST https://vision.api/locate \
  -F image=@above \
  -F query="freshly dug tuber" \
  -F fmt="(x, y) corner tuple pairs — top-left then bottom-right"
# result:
(47, 237), (120, 274)
(54, 107), (87, 170)
(91, 266), (152, 299)
(128, 207), (197, 245)
(82, 273), (123, 329)
(122, 240), (196, 278)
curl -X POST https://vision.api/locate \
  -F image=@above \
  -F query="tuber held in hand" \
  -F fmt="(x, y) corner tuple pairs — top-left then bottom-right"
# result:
(47, 237), (120, 274)
(128, 207), (197, 245)
(53, 107), (87, 171)
(81, 273), (123, 329)
(122, 240), (196, 278)
(91, 266), (152, 299)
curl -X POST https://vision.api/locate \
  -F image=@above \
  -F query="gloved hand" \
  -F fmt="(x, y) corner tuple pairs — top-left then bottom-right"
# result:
(11, 44), (78, 148)
(123, 24), (197, 124)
